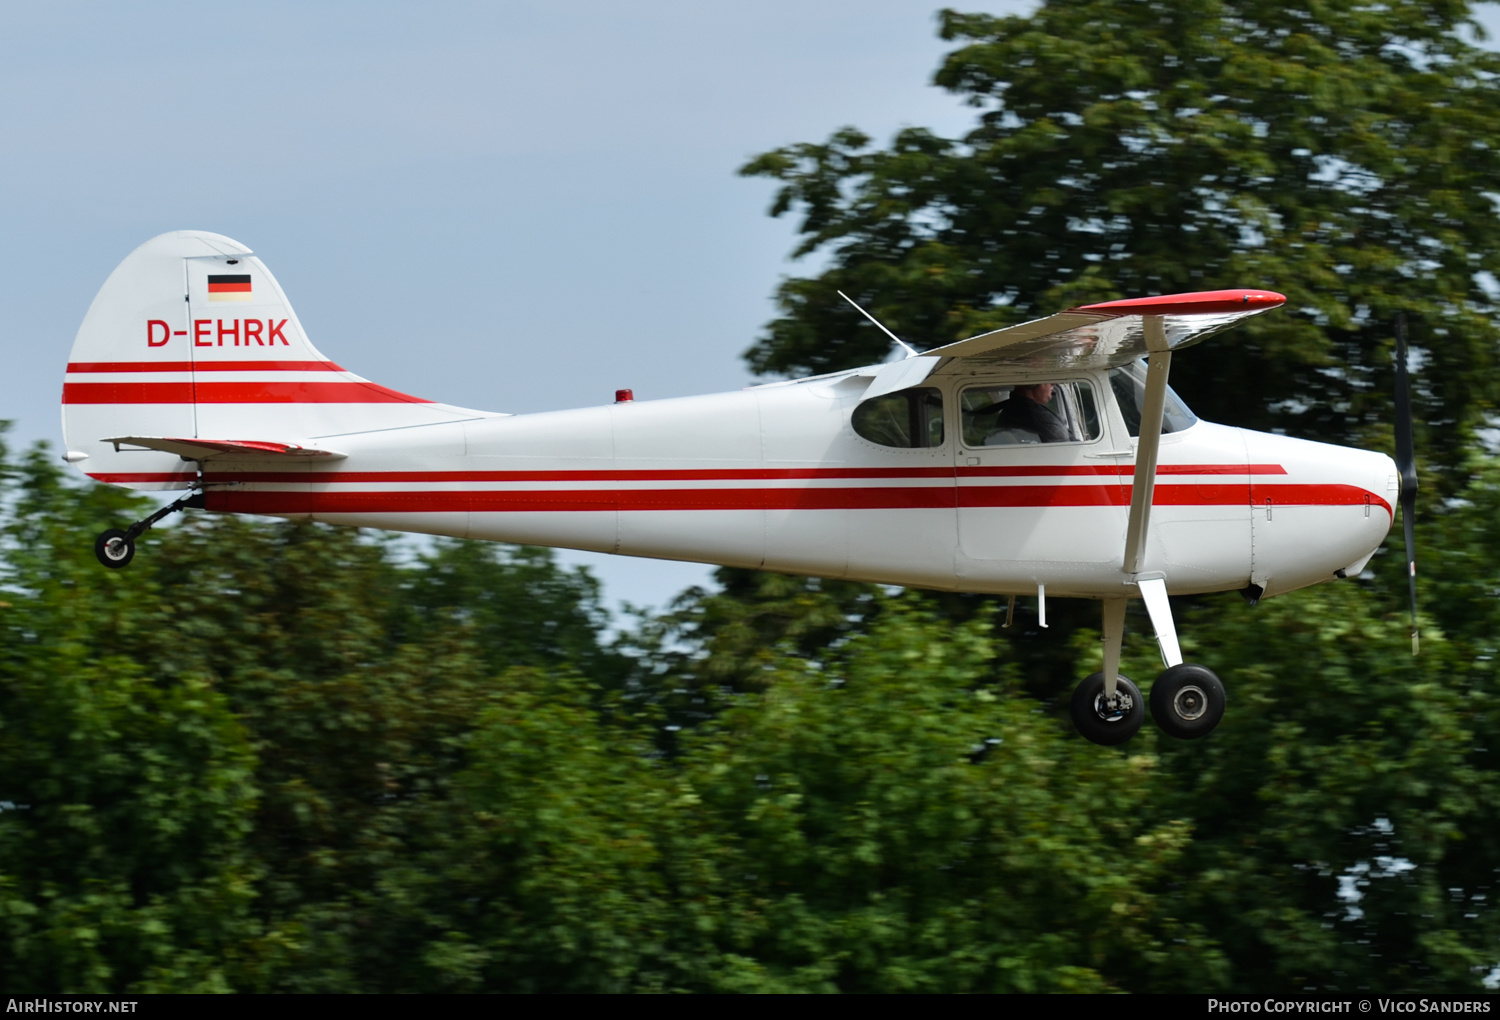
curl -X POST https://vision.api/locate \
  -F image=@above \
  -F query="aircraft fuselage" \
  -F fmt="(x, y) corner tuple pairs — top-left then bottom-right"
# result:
(198, 368), (1396, 601)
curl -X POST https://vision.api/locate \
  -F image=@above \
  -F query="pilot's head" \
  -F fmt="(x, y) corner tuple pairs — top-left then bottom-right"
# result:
(1017, 382), (1055, 405)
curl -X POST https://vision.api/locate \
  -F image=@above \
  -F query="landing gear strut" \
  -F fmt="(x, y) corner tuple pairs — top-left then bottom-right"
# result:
(93, 491), (203, 569)
(1073, 591), (1228, 745)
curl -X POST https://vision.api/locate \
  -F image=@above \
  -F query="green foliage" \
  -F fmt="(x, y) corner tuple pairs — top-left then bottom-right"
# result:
(0, 437), (625, 992)
(370, 599), (1225, 992)
(671, 599), (1220, 993)
(0, 444), (258, 993)
(741, 0), (1500, 483)
(1143, 585), (1494, 992)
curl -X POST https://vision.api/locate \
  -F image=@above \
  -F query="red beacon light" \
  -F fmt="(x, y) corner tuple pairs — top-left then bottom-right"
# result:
(615, 389), (634, 403)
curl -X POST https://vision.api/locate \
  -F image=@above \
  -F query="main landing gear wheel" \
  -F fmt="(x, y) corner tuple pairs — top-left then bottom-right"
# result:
(1070, 671), (1144, 746)
(94, 529), (135, 569)
(1149, 663), (1226, 739)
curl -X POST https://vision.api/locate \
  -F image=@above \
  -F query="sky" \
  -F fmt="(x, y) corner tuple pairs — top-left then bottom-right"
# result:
(3, 1), (1497, 617)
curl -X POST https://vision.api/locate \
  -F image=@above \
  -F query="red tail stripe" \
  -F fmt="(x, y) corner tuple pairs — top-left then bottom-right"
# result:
(67, 361), (347, 373)
(63, 381), (431, 404)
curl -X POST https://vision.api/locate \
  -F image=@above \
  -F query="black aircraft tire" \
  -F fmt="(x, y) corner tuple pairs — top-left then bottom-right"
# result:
(1150, 663), (1226, 739)
(94, 529), (135, 569)
(1070, 671), (1145, 746)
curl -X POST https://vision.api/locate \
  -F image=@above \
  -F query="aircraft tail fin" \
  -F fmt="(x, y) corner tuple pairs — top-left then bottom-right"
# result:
(63, 230), (485, 490)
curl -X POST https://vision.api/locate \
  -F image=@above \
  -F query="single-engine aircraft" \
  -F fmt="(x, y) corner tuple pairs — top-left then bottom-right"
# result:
(62, 231), (1411, 745)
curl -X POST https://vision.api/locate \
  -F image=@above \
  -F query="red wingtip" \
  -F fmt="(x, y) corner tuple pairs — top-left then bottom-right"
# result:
(1073, 289), (1287, 316)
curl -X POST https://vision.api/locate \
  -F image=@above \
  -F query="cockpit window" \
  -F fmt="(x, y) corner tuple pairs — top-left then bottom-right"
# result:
(960, 381), (1101, 447)
(852, 387), (945, 448)
(1109, 360), (1198, 437)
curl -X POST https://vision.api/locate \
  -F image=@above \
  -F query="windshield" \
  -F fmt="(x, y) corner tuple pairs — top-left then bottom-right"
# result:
(1108, 360), (1198, 437)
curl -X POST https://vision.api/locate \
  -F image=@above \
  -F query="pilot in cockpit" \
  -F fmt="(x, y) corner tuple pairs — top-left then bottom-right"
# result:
(968, 383), (1071, 444)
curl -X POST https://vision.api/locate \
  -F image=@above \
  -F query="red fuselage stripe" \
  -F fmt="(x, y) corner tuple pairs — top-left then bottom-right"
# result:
(200, 482), (1389, 516)
(63, 381), (431, 404)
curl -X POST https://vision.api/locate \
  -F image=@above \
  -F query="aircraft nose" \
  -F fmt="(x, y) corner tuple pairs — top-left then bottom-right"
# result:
(1244, 433), (1399, 597)
(1329, 447), (1400, 577)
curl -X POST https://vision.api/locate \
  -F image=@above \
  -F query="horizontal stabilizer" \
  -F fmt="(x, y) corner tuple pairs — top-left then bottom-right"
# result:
(105, 436), (347, 461)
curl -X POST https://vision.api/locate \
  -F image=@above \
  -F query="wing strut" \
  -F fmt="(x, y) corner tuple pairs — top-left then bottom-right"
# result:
(1123, 317), (1171, 574)
(1118, 315), (1186, 672)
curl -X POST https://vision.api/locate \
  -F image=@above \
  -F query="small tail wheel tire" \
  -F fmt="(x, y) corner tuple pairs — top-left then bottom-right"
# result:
(94, 529), (135, 569)
(1150, 663), (1226, 739)
(1070, 671), (1144, 746)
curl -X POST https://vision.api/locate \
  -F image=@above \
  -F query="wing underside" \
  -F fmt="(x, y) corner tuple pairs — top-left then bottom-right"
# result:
(857, 290), (1286, 399)
(925, 289), (1286, 373)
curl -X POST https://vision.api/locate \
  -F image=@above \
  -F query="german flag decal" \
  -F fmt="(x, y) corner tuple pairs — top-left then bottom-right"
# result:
(207, 274), (252, 302)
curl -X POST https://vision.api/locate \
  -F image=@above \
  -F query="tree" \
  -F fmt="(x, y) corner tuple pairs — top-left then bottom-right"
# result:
(672, 596), (1224, 993)
(374, 596), (1227, 993)
(0, 442), (259, 993)
(1118, 583), (1499, 993)
(741, 0), (1500, 485)
(0, 432), (630, 992)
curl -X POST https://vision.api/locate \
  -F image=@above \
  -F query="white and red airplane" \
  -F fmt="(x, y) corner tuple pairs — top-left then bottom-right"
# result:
(61, 230), (1404, 745)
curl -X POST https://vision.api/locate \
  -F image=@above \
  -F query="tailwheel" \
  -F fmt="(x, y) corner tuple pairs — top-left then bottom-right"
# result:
(89, 490), (203, 570)
(1070, 671), (1144, 746)
(94, 529), (135, 569)
(1149, 663), (1226, 739)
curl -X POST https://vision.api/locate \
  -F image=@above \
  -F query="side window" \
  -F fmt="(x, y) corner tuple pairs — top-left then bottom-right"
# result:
(961, 381), (1101, 447)
(852, 387), (945, 448)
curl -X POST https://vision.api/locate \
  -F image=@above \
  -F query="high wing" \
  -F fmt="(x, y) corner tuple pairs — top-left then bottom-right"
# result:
(862, 289), (1285, 399)
(925, 289), (1286, 370)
